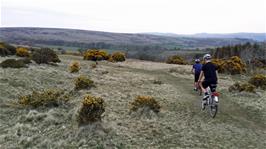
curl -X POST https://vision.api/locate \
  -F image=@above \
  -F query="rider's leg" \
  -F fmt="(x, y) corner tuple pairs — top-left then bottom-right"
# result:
(201, 81), (210, 100)
(210, 84), (217, 92)
(200, 81), (207, 93)
(194, 82), (198, 90)
(194, 74), (200, 90)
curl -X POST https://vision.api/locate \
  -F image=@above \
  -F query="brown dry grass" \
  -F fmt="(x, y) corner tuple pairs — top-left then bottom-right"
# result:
(0, 55), (265, 148)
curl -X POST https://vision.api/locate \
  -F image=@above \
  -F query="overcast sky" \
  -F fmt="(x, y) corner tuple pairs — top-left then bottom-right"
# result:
(0, 0), (265, 34)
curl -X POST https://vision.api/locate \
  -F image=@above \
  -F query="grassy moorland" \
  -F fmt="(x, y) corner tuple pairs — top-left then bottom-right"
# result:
(0, 55), (265, 148)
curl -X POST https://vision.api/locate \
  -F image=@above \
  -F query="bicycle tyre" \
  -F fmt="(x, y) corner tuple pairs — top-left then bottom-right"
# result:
(209, 104), (218, 118)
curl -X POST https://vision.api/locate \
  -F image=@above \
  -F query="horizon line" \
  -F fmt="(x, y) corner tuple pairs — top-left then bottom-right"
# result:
(1, 26), (266, 35)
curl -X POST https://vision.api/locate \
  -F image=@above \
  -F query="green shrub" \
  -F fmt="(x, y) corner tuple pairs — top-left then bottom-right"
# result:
(83, 49), (109, 61)
(69, 61), (81, 73)
(19, 58), (32, 64)
(0, 45), (11, 56)
(74, 75), (94, 90)
(18, 89), (69, 107)
(77, 95), (105, 125)
(248, 74), (266, 90)
(228, 82), (256, 93)
(166, 55), (187, 65)
(0, 42), (16, 56)
(0, 59), (27, 68)
(110, 52), (126, 62)
(130, 96), (161, 113)
(32, 48), (61, 64)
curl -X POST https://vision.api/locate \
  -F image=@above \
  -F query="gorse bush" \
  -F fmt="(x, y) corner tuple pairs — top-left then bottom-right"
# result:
(130, 96), (161, 113)
(212, 56), (246, 75)
(69, 61), (81, 73)
(0, 59), (27, 68)
(225, 56), (246, 74)
(228, 82), (256, 93)
(0, 42), (16, 56)
(74, 75), (94, 90)
(248, 74), (266, 90)
(211, 59), (224, 72)
(32, 48), (61, 64)
(110, 52), (126, 62)
(83, 49), (109, 61)
(166, 55), (187, 65)
(77, 94), (105, 125)
(16, 47), (30, 57)
(18, 89), (69, 108)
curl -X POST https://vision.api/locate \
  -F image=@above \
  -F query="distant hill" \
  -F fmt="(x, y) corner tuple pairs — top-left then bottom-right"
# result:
(0, 27), (254, 50)
(192, 33), (266, 41)
(146, 32), (266, 42)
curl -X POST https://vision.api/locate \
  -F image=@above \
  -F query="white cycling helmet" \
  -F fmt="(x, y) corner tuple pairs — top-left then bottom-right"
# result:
(195, 59), (200, 62)
(203, 54), (211, 60)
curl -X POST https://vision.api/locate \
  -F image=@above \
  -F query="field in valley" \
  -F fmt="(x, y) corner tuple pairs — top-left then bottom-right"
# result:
(0, 55), (265, 148)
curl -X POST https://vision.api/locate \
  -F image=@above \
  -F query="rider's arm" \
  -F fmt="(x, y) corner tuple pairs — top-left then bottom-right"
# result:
(198, 71), (204, 82)
(216, 70), (218, 83)
(191, 65), (195, 74)
(191, 68), (195, 74)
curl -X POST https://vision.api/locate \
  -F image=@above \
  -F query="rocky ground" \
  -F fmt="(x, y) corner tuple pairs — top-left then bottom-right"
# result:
(0, 55), (265, 148)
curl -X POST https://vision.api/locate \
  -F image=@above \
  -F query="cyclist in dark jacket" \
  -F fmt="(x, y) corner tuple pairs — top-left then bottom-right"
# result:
(198, 54), (218, 100)
(191, 59), (202, 91)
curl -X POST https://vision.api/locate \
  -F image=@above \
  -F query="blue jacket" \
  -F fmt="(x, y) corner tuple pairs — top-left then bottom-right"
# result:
(193, 63), (202, 74)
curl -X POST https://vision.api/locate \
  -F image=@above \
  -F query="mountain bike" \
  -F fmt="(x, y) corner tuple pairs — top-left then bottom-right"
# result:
(201, 84), (219, 118)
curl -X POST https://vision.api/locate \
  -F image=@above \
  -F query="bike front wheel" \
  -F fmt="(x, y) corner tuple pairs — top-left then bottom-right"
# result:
(209, 104), (218, 118)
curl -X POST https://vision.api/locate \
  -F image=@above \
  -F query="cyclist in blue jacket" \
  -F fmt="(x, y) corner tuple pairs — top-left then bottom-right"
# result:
(191, 58), (202, 91)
